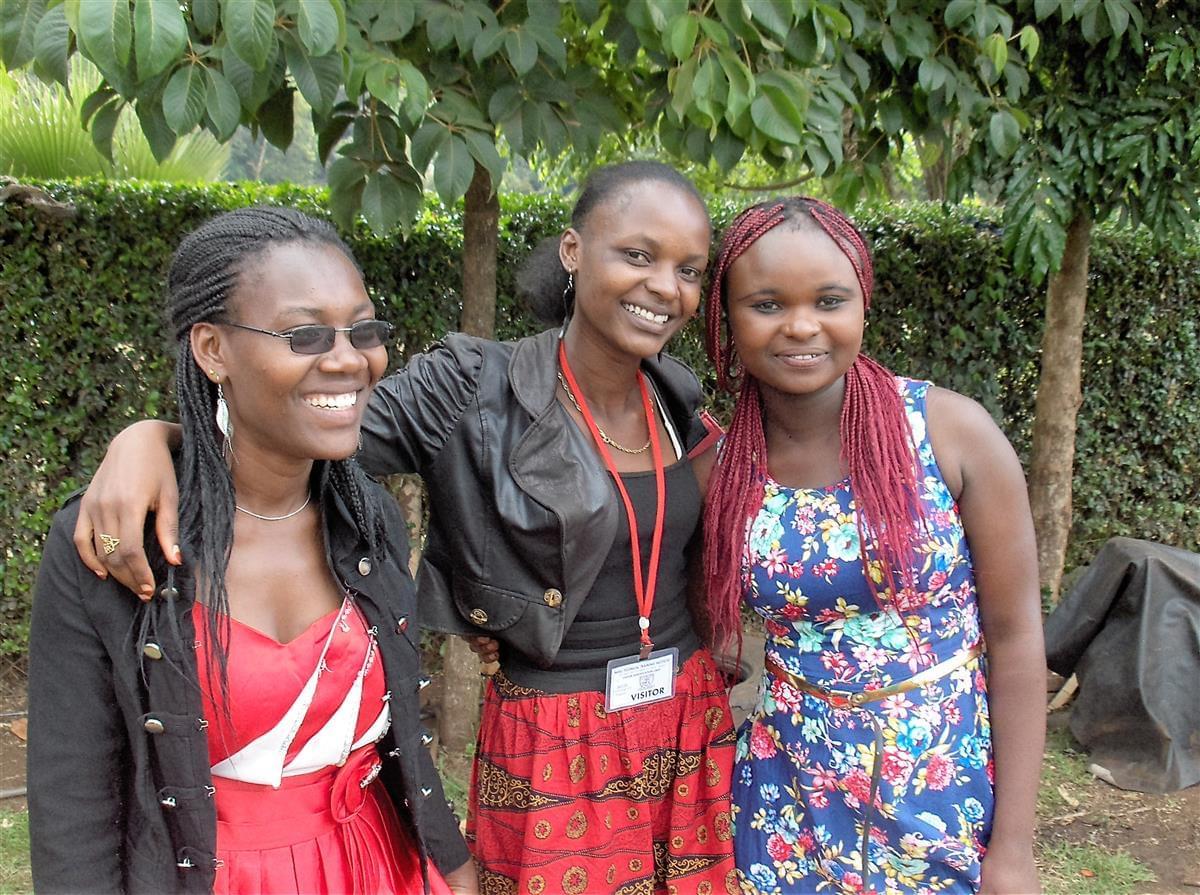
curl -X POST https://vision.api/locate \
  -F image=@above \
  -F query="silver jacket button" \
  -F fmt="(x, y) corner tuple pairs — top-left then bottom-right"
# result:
(142, 642), (163, 660)
(143, 717), (165, 734)
(357, 557), (372, 576)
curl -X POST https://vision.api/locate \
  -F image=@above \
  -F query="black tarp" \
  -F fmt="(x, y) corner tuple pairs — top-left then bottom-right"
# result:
(1044, 537), (1200, 793)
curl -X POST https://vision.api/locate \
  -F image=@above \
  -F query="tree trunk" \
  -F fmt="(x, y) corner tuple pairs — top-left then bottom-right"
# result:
(437, 162), (500, 757)
(1027, 209), (1093, 606)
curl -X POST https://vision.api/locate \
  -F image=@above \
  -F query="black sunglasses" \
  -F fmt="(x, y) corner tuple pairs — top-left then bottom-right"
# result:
(222, 319), (394, 355)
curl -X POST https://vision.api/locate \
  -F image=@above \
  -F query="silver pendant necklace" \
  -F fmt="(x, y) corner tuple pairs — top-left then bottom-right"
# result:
(235, 491), (312, 522)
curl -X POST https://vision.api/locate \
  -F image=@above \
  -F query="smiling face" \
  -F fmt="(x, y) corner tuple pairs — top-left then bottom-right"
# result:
(725, 223), (865, 401)
(194, 240), (387, 464)
(560, 182), (711, 360)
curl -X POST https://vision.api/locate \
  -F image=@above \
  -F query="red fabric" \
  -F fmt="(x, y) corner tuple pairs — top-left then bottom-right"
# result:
(468, 648), (738, 895)
(195, 603), (446, 894)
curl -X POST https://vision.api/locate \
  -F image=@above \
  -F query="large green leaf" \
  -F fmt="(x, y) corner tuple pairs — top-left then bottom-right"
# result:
(223, 0), (275, 69)
(32, 4), (70, 87)
(361, 168), (404, 233)
(204, 67), (241, 139)
(504, 27), (538, 76)
(462, 128), (504, 192)
(133, 0), (187, 79)
(295, 0), (341, 56)
(257, 86), (295, 150)
(432, 133), (474, 203)
(77, 0), (133, 79)
(135, 98), (177, 161)
(1, 0), (46, 69)
(162, 61), (207, 134)
(988, 108), (1020, 158)
(284, 41), (340, 116)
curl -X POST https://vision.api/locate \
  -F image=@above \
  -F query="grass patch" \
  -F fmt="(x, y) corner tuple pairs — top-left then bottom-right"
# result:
(1038, 726), (1096, 816)
(1038, 841), (1155, 895)
(0, 808), (30, 895)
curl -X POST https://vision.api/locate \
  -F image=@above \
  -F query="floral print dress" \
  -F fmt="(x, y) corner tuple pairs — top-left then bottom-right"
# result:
(733, 379), (993, 895)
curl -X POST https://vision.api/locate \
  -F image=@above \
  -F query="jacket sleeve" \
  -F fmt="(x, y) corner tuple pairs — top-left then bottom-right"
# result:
(358, 335), (485, 478)
(27, 509), (126, 893)
(414, 743), (473, 874)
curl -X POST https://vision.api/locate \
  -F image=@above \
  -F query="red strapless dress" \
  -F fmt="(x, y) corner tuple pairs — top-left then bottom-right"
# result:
(194, 598), (452, 895)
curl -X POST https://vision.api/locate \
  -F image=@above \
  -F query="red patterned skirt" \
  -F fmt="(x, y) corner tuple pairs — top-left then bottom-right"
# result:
(468, 648), (738, 895)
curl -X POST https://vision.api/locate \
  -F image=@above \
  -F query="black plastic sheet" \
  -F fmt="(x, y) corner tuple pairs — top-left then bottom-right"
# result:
(1044, 537), (1200, 793)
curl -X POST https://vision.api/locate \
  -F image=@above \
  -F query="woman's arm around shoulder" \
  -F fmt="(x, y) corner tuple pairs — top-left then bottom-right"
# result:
(925, 386), (1045, 895)
(28, 504), (128, 892)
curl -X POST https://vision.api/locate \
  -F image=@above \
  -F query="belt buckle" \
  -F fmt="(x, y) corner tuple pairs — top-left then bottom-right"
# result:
(825, 689), (857, 709)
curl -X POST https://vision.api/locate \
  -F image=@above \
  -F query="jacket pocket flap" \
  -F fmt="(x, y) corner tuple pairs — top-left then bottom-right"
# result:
(451, 579), (529, 632)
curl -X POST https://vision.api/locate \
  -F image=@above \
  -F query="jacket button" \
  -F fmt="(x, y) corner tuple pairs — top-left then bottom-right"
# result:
(396, 616), (408, 633)
(543, 588), (563, 608)
(142, 642), (163, 660)
(468, 607), (488, 625)
(358, 557), (372, 576)
(144, 717), (165, 734)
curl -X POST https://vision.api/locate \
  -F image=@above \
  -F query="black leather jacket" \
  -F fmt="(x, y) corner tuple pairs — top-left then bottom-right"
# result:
(360, 328), (718, 668)
(27, 473), (469, 894)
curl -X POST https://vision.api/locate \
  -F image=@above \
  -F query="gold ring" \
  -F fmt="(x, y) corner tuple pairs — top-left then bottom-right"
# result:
(100, 533), (121, 555)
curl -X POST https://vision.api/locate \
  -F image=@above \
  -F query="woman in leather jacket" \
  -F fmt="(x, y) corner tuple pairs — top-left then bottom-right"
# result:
(70, 163), (738, 894)
(28, 208), (477, 894)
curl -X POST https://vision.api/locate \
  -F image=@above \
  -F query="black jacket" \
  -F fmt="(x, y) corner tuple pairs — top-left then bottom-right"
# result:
(359, 328), (719, 668)
(27, 477), (470, 894)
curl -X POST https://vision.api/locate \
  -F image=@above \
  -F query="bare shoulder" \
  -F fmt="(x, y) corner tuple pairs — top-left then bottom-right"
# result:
(923, 386), (1015, 499)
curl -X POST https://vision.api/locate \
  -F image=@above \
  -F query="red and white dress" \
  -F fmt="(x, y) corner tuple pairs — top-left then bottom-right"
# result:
(194, 597), (451, 895)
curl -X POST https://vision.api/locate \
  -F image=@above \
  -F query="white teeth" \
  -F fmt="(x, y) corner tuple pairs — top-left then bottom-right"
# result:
(306, 392), (357, 410)
(622, 303), (669, 324)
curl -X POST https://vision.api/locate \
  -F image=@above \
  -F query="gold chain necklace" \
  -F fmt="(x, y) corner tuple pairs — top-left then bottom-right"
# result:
(557, 371), (651, 455)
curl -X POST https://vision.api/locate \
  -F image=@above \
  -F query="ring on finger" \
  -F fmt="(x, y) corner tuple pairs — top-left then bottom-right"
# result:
(100, 533), (121, 555)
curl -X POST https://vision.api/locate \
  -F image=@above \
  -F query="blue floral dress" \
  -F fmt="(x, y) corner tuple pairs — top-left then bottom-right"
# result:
(733, 379), (994, 895)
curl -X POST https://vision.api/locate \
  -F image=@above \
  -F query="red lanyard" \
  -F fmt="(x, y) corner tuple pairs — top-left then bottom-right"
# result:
(558, 341), (666, 660)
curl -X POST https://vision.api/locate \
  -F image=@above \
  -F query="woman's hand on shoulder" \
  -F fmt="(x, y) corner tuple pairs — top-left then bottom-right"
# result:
(464, 635), (500, 665)
(73, 420), (183, 599)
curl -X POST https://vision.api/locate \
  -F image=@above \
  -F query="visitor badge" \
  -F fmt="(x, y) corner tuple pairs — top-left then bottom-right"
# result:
(604, 647), (678, 712)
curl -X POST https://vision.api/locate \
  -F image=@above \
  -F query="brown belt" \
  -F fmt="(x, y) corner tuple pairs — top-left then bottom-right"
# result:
(763, 643), (983, 709)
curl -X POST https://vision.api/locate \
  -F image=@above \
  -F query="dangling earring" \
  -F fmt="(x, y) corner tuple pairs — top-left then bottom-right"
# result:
(216, 383), (233, 458)
(728, 347), (744, 380)
(559, 270), (575, 335)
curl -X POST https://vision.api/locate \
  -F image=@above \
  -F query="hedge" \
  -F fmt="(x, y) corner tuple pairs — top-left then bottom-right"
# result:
(1, 180), (1197, 657)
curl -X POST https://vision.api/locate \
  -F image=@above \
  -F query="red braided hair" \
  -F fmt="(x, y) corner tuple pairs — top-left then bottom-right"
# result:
(702, 198), (924, 653)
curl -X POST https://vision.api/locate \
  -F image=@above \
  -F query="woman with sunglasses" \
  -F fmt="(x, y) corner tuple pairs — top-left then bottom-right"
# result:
(67, 163), (737, 894)
(27, 208), (477, 894)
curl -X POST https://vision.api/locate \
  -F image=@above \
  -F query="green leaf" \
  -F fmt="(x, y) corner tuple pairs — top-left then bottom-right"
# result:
(504, 27), (537, 76)
(1018, 24), (1040, 61)
(432, 134), (474, 203)
(223, 0), (275, 69)
(1, 0), (46, 69)
(944, 0), (974, 29)
(77, 0), (133, 76)
(192, 0), (220, 35)
(90, 99), (122, 162)
(983, 32), (1008, 74)
(749, 86), (804, 144)
(462, 129), (504, 192)
(204, 67), (241, 139)
(296, 0), (340, 55)
(1033, 0), (1059, 21)
(162, 61), (207, 133)
(133, 0), (187, 79)
(748, 0), (790, 40)
(135, 99), (177, 161)
(257, 86), (295, 150)
(284, 41), (341, 116)
(220, 42), (276, 112)
(666, 12), (698, 61)
(472, 22), (505, 63)
(32, 4), (70, 87)
(361, 169), (404, 234)
(409, 120), (447, 171)
(80, 84), (117, 127)
(988, 108), (1020, 158)
(316, 112), (353, 164)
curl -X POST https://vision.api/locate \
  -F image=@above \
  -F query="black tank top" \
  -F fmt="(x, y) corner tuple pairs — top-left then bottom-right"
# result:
(502, 458), (703, 693)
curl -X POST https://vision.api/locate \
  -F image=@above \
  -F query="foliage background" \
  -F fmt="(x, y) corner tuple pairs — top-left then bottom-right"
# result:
(1, 180), (1196, 656)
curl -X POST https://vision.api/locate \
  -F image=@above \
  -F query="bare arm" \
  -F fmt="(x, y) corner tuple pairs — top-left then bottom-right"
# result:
(927, 388), (1044, 895)
(73, 420), (183, 597)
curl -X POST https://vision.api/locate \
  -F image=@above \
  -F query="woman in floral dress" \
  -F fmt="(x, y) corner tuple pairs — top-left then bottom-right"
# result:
(699, 198), (1045, 894)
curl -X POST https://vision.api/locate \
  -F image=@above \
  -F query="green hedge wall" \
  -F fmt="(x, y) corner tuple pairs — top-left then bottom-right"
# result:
(2, 180), (1197, 656)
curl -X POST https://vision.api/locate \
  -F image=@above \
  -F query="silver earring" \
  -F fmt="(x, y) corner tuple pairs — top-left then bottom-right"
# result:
(216, 383), (233, 457)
